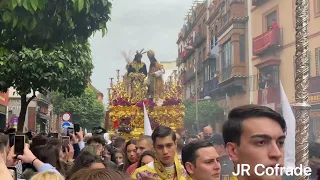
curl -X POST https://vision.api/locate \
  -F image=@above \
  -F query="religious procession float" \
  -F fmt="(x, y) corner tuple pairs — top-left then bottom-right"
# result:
(107, 49), (184, 140)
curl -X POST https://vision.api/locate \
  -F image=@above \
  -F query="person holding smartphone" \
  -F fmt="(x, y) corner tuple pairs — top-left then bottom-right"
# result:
(6, 144), (62, 176)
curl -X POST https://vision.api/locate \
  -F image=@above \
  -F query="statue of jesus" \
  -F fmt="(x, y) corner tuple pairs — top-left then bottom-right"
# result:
(126, 49), (148, 103)
(147, 50), (165, 100)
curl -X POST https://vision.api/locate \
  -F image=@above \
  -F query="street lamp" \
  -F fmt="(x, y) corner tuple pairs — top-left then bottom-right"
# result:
(184, 45), (200, 133)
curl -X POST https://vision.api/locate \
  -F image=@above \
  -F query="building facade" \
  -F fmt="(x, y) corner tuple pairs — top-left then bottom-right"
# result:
(176, 0), (249, 111)
(177, 1), (207, 100)
(251, 0), (320, 141)
(8, 87), (51, 132)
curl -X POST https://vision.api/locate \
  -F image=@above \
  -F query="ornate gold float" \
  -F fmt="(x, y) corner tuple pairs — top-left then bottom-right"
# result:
(107, 69), (184, 140)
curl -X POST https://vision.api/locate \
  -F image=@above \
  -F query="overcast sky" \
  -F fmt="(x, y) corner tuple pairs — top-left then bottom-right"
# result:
(89, 0), (193, 104)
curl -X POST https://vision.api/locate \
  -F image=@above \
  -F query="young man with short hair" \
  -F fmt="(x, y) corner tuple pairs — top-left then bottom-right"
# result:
(223, 104), (286, 180)
(207, 133), (234, 179)
(182, 140), (221, 180)
(127, 135), (153, 175)
(87, 136), (106, 155)
(131, 126), (189, 180)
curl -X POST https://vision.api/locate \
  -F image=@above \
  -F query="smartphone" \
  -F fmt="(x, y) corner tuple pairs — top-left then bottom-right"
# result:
(67, 127), (74, 136)
(7, 167), (17, 180)
(52, 132), (59, 138)
(74, 123), (80, 133)
(9, 133), (15, 147)
(14, 135), (25, 155)
(62, 136), (70, 147)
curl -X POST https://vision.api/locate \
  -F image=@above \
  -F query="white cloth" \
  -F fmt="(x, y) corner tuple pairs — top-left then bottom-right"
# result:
(154, 69), (165, 77)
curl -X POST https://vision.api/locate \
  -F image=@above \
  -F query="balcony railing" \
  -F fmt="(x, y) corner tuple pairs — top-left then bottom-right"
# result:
(221, 65), (246, 82)
(204, 76), (219, 96)
(253, 26), (281, 56)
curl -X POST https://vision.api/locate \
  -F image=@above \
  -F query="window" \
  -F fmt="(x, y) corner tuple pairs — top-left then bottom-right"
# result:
(240, 35), (246, 62)
(266, 11), (277, 31)
(317, 0), (320, 14)
(210, 29), (214, 49)
(214, 25), (218, 46)
(221, 2), (226, 14)
(198, 51), (202, 62)
(221, 40), (232, 81)
(259, 65), (279, 89)
(210, 59), (217, 79)
(204, 65), (209, 82)
(221, 40), (232, 69)
(316, 48), (320, 76)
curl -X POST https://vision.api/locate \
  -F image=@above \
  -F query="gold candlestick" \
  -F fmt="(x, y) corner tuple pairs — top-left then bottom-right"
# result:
(110, 78), (114, 87)
(116, 70), (120, 81)
(107, 88), (112, 104)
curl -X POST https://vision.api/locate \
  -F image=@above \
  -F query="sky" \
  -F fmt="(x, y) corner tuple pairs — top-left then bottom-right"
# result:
(89, 0), (194, 104)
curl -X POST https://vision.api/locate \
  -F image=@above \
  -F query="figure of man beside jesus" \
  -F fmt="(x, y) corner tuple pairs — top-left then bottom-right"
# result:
(121, 49), (165, 101)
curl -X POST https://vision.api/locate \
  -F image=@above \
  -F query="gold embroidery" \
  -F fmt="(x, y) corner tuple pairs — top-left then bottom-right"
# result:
(131, 61), (145, 72)
(222, 175), (230, 180)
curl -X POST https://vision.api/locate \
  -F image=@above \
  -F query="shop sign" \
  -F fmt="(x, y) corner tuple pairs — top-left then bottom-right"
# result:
(309, 93), (320, 104)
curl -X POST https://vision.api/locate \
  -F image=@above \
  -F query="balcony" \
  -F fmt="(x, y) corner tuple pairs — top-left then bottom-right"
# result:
(204, 76), (219, 97)
(219, 65), (247, 96)
(193, 34), (206, 48)
(252, 0), (268, 6)
(183, 70), (196, 84)
(253, 26), (281, 56)
(181, 49), (195, 63)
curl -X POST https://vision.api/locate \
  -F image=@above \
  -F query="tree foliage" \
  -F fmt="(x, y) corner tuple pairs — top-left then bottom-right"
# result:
(0, 0), (112, 131)
(0, 43), (93, 96)
(51, 88), (105, 130)
(0, 0), (112, 50)
(184, 100), (223, 133)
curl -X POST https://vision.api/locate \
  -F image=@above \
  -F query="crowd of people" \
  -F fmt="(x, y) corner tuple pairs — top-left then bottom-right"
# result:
(0, 104), (319, 180)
